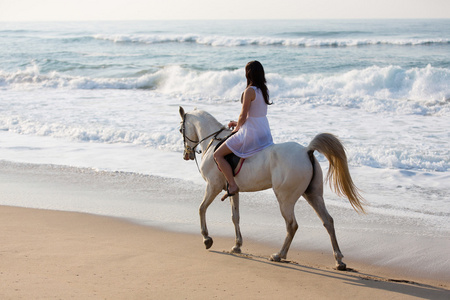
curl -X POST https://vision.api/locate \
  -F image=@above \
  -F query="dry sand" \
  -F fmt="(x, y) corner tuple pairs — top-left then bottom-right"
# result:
(1, 205), (448, 299)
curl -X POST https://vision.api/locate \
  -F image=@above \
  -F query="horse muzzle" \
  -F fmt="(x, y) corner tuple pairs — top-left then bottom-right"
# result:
(183, 150), (195, 160)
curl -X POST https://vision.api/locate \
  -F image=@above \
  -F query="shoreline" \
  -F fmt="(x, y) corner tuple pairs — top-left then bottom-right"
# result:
(1, 205), (449, 299)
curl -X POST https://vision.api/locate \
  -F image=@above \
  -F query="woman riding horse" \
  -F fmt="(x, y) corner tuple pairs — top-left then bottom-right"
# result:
(214, 61), (274, 201)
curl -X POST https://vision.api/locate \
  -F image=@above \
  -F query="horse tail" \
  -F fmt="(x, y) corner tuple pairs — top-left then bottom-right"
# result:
(307, 133), (366, 213)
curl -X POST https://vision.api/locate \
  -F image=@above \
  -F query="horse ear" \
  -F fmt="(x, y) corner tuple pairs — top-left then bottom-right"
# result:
(179, 106), (185, 119)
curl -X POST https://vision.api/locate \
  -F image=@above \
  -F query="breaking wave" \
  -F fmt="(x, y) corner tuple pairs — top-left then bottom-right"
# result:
(93, 33), (450, 48)
(1, 64), (449, 115)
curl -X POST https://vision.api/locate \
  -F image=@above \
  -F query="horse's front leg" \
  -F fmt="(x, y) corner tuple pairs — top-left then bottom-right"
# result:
(230, 193), (242, 253)
(199, 183), (221, 249)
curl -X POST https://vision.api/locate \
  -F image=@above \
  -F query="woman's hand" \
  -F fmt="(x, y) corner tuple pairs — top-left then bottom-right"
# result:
(228, 121), (237, 129)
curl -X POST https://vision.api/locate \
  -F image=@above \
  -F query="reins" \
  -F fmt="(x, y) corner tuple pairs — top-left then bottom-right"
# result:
(181, 114), (226, 173)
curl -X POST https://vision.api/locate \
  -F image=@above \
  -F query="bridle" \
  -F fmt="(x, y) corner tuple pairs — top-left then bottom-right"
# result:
(180, 113), (226, 171)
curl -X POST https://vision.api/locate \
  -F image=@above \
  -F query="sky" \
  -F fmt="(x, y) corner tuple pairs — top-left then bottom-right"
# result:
(0, 0), (449, 22)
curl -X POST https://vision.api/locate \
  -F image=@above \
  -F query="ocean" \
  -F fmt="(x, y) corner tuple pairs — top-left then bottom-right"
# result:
(0, 19), (449, 279)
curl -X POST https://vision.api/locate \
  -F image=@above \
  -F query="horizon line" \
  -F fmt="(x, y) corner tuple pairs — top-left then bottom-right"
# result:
(2, 17), (449, 23)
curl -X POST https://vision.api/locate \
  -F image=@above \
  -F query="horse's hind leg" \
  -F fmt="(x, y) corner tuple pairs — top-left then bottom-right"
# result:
(230, 193), (242, 253)
(270, 193), (298, 262)
(304, 193), (346, 270)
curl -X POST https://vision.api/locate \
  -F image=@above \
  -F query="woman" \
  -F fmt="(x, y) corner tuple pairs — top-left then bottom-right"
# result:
(214, 61), (274, 201)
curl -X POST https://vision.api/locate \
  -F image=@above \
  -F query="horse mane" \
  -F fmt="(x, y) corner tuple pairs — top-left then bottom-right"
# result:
(189, 109), (224, 129)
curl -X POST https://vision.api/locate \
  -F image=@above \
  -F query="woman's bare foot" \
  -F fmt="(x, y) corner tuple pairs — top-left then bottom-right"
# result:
(220, 185), (239, 201)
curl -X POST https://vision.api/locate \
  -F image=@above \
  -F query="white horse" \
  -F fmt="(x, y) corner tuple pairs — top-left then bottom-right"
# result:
(179, 107), (365, 270)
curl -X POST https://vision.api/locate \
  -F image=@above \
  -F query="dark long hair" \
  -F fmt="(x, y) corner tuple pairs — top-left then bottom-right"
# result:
(245, 61), (271, 105)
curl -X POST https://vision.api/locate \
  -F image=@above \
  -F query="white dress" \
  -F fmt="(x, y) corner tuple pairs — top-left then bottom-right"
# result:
(226, 86), (273, 158)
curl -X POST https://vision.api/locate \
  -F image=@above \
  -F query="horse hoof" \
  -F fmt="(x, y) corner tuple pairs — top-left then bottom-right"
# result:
(231, 246), (241, 254)
(204, 237), (213, 249)
(269, 253), (281, 262)
(336, 262), (347, 271)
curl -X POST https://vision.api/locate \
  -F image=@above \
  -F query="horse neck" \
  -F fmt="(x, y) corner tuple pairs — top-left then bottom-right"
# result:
(192, 113), (223, 152)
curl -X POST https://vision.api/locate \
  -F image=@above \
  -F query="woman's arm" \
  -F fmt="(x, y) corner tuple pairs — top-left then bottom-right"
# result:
(233, 87), (255, 133)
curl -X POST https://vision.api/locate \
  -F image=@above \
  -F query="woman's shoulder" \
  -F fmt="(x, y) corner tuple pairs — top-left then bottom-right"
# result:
(244, 86), (256, 100)
(245, 86), (257, 95)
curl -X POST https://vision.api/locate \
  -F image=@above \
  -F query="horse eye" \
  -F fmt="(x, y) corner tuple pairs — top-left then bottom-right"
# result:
(179, 128), (182, 133)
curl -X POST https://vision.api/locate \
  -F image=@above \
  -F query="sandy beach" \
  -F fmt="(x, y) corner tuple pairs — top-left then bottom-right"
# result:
(0, 163), (449, 299)
(0, 206), (448, 299)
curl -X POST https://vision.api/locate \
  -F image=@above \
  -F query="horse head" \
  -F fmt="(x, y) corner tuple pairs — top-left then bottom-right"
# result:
(179, 106), (198, 161)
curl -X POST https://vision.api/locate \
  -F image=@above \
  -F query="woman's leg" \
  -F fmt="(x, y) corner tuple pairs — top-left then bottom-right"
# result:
(213, 143), (239, 200)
